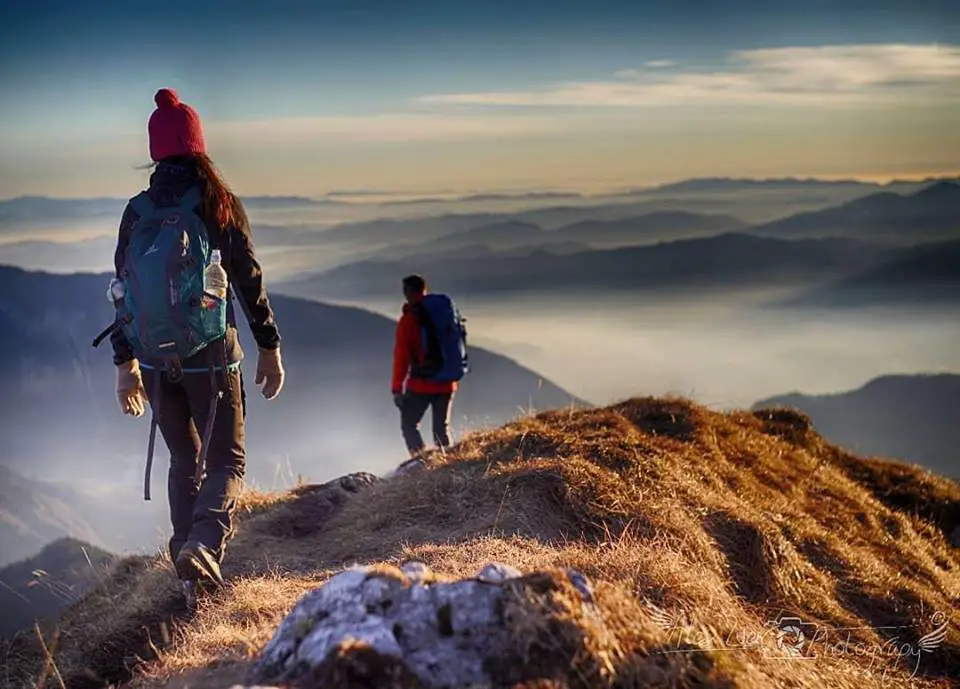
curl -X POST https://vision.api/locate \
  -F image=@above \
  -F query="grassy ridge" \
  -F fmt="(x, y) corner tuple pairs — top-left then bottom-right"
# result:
(2, 397), (958, 688)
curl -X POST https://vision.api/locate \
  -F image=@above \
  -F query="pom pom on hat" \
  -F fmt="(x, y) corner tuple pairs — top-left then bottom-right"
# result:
(154, 88), (180, 109)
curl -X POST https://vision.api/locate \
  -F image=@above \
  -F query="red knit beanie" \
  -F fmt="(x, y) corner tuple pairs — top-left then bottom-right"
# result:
(148, 88), (207, 162)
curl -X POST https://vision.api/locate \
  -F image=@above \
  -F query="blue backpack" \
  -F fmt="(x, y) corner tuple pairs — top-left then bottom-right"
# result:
(115, 187), (228, 368)
(411, 293), (469, 383)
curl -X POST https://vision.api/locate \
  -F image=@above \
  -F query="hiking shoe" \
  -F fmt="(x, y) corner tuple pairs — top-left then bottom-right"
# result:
(181, 578), (220, 610)
(175, 541), (225, 588)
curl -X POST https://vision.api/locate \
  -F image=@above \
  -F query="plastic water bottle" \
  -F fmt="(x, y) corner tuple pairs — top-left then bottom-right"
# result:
(203, 249), (228, 305)
(106, 277), (125, 304)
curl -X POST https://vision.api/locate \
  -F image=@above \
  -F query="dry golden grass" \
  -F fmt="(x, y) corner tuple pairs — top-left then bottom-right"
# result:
(3, 396), (959, 688)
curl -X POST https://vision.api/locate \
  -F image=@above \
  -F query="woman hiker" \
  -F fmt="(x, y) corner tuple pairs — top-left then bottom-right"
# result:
(110, 88), (285, 594)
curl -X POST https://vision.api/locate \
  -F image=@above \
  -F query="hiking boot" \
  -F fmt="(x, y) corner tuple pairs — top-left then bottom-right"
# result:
(181, 578), (221, 610)
(175, 541), (225, 588)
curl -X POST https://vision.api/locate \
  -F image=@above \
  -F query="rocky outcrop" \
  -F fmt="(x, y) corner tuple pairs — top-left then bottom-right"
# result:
(245, 473), (378, 538)
(246, 561), (604, 688)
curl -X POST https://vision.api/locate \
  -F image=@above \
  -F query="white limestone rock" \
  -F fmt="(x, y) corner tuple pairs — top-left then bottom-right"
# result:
(248, 561), (598, 687)
(476, 562), (522, 584)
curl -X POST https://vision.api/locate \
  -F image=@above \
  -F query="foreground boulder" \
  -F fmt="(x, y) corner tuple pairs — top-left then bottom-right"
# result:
(247, 561), (606, 688)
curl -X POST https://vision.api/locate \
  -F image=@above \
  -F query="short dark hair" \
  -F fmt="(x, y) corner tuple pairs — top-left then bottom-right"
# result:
(402, 274), (426, 294)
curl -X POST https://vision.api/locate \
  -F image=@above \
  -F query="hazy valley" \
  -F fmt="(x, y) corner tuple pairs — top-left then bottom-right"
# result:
(1, 174), (958, 584)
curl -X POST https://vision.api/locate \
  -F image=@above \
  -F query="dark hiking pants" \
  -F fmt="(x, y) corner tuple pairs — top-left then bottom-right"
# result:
(400, 391), (454, 455)
(142, 366), (246, 566)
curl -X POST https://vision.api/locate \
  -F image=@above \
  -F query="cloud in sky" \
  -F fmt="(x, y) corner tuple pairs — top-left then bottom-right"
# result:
(641, 60), (676, 69)
(4, 42), (959, 197)
(210, 112), (577, 145)
(18, 111), (584, 167)
(417, 44), (960, 108)
(185, 43), (960, 148)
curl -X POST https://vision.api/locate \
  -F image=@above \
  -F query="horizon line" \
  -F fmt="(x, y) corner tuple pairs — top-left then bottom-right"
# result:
(2, 170), (958, 204)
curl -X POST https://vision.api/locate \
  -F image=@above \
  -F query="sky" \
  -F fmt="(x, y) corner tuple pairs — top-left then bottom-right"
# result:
(1, 0), (959, 198)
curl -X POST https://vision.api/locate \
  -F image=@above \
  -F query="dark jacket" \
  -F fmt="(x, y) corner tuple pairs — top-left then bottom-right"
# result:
(110, 157), (280, 369)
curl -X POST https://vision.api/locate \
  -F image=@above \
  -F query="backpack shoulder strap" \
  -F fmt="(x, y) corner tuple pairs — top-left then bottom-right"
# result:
(129, 191), (154, 218)
(412, 301), (432, 328)
(179, 186), (202, 212)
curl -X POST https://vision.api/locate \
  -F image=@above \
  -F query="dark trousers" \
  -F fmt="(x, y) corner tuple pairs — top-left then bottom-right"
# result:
(400, 391), (454, 456)
(142, 366), (246, 565)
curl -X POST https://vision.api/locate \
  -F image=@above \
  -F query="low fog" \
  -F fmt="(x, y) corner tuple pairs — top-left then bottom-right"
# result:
(328, 290), (960, 410)
(15, 288), (957, 564)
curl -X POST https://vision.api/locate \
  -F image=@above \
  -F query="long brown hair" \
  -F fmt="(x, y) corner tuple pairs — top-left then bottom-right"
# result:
(193, 153), (245, 232)
(140, 153), (247, 233)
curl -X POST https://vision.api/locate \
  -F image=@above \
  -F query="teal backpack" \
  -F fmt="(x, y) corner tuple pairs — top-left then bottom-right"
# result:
(93, 186), (230, 501)
(115, 187), (228, 368)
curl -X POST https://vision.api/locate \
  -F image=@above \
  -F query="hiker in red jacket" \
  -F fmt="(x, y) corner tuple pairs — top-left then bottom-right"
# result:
(391, 275), (457, 460)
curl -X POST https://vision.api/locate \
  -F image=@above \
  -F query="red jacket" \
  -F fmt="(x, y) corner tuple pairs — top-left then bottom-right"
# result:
(391, 298), (457, 395)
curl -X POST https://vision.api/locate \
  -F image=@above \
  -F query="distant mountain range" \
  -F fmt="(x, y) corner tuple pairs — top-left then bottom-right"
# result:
(375, 238), (591, 263)
(306, 185), (874, 249)
(275, 180), (960, 302)
(0, 235), (117, 273)
(0, 265), (579, 489)
(374, 176), (946, 205)
(0, 536), (114, 638)
(632, 176), (944, 196)
(350, 211), (748, 264)
(316, 213), (505, 246)
(754, 373), (960, 479)
(3, 175), (951, 227)
(782, 239), (960, 308)
(0, 194), (333, 222)
(323, 177), (954, 249)
(241, 195), (344, 209)
(278, 233), (897, 301)
(339, 178), (955, 265)
(3, 176), (954, 280)
(0, 196), (126, 226)
(751, 181), (960, 244)
(380, 191), (585, 206)
(544, 211), (747, 246)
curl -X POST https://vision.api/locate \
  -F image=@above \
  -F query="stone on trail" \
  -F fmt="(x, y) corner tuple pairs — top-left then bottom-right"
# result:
(247, 561), (604, 688)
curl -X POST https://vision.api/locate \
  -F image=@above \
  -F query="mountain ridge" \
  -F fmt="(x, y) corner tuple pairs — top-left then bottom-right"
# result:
(780, 239), (960, 308)
(750, 180), (960, 243)
(0, 536), (115, 639)
(7, 174), (955, 208)
(2, 395), (958, 688)
(753, 372), (960, 478)
(278, 231), (896, 300)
